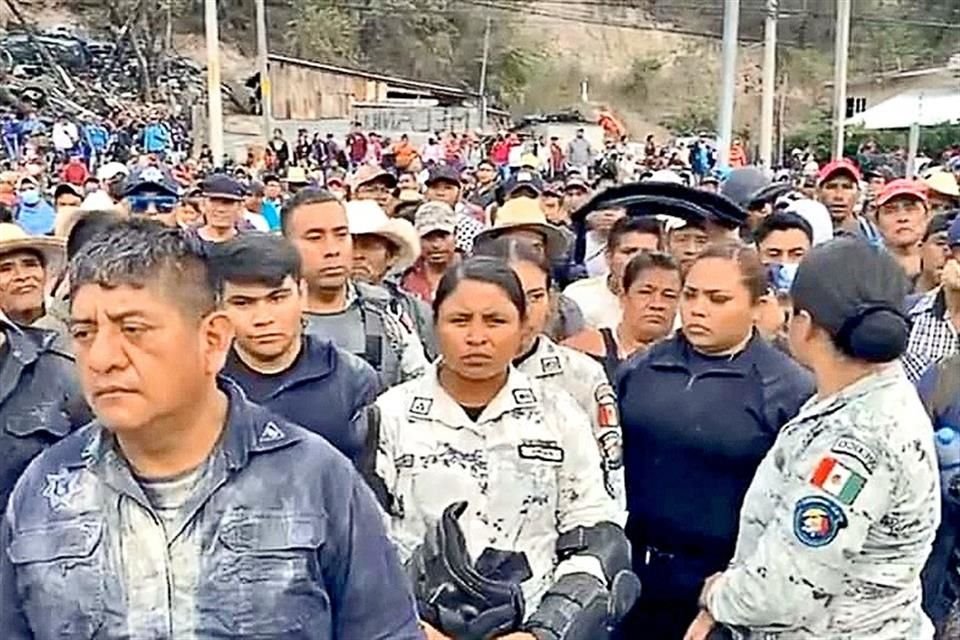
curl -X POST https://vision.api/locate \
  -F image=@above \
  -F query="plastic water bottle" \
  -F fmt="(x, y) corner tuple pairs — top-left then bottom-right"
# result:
(935, 427), (960, 496)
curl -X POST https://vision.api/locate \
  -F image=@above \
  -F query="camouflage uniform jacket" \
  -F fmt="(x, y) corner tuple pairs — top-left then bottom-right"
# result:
(707, 364), (940, 639)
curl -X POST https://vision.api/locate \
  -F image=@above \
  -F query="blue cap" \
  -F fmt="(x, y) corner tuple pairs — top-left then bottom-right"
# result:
(948, 216), (960, 248)
(122, 165), (180, 198)
(503, 169), (544, 197)
(201, 173), (246, 201)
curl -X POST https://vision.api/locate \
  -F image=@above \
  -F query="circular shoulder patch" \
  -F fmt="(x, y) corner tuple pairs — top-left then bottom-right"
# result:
(793, 495), (847, 548)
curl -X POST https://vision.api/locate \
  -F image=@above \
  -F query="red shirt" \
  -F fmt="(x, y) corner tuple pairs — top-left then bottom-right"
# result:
(401, 259), (435, 304)
(61, 161), (89, 186)
(491, 141), (510, 165)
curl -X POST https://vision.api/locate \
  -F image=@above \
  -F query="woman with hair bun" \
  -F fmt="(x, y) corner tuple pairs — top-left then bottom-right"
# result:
(686, 237), (941, 640)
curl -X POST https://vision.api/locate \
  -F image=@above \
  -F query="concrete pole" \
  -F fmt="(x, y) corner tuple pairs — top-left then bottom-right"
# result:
(906, 93), (922, 178)
(255, 0), (272, 142)
(204, 0), (225, 165)
(759, 0), (777, 168)
(831, 0), (852, 160)
(717, 0), (740, 167)
(478, 16), (491, 132)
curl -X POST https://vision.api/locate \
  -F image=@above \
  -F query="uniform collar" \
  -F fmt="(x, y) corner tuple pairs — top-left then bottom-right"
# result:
(74, 377), (302, 475)
(648, 331), (761, 375)
(791, 362), (903, 423)
(405, 363), (540, 428)
(225, 335), (336, 396)
(522, 335), (567, 378)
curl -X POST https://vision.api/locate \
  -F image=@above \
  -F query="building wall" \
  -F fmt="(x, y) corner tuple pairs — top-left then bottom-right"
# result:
(269, 61), (389, 120)
(847, 69), (960, 115)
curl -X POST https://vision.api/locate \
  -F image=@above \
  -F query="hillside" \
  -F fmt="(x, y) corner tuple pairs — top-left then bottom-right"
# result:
(1, 0), (955, 144)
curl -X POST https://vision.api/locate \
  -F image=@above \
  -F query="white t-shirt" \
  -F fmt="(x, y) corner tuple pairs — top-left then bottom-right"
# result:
(244, 211), (270, 232)
(583, 231), (609, 277)
(563, 275), (621, 330)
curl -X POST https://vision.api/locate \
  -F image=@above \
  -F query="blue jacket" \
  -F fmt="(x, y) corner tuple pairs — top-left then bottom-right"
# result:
(915, 357), (960, 626)
(0, 322), (89, 512)
(0, 380), (422, 640)
(143, 123), (170, 153)
(14, 199), (56, 236)
(222, 335), (380, 466)
(85, 124), (108, 151)
(617, 333), (813, 560)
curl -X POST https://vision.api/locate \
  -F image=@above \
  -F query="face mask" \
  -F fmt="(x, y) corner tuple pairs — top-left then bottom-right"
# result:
(770, 262), (800, 294)
(20, 189), (40, 205)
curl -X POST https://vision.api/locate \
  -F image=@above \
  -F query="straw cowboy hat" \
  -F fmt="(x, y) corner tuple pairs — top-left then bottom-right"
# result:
(284, 166), (310, 186)
(345, 200), (420, 271)
(476, 196), (570, 260)
(0, 223), (66, 278)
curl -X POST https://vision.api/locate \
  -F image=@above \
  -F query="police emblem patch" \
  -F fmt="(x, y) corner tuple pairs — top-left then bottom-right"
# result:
(540, 356), (562, 375)
(42, 468), (81, 511)
(793, 496), (847, 547)
(512, 388), (536, 405)
(259, 421), (284, 443)
(410, 397), (433, 416)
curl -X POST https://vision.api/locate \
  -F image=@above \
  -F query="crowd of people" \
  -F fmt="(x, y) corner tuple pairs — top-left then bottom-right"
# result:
(0, 117), (959, 640)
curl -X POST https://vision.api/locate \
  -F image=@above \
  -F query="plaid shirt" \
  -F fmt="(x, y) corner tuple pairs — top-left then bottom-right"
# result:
(902, 287), (959, 382)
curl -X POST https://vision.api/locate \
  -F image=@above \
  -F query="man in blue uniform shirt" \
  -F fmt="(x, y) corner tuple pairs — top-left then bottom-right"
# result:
(0, 219), (422, 640)
(0, 317), (89, 512)
(212, 233), (381, 467)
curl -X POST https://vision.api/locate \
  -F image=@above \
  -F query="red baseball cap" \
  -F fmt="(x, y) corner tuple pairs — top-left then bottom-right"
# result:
(876, 178), (928, 207)
(817, 159), (862, 186)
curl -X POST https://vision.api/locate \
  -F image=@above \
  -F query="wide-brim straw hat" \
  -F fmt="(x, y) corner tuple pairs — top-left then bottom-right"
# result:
(345, 200), (420, 271)
(0, 223), (66, 278)
(476, 196), (570, 260)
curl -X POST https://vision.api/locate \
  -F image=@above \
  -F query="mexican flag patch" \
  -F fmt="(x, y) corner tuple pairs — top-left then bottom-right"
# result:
(810, 456), (866, 505)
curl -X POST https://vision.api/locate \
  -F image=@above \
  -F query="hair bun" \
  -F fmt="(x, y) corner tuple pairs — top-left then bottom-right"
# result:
(844, 308), (909, 362)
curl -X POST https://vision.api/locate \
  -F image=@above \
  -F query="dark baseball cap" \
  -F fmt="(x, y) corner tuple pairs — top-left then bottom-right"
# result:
(122, 165), (180, 198)
(425, 165), (461, 187)
(202, 174), (246, 201)
(948, 215), (960, 247)
(924, 213), (950, 242)
(503, 170), (544, 198)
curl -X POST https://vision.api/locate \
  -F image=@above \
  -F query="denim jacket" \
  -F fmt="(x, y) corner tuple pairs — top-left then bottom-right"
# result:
(0, 381), (422, 640)
(0, 321), (89, 512)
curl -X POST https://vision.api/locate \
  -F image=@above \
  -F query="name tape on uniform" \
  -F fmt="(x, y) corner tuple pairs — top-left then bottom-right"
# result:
(830, 437), (878, 474)
(518, 441), (565, 463)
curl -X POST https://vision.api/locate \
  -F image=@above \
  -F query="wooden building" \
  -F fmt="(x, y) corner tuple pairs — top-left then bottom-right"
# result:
(267, 53), (480, 121)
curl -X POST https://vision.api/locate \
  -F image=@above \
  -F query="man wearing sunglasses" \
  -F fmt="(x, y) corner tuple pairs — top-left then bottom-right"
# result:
(121, 165), (181, 226)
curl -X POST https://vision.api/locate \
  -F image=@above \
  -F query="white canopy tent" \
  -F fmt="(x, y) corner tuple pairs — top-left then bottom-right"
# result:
(846, 87), (960, 130)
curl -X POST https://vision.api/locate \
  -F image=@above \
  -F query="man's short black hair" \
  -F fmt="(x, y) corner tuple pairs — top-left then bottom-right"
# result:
(66, 210), (125, 260)
(209, 233), (302, 290)
(608, 216), (662, 252)
(69, 218), (218, 319)
(280, 187), (342, 235)
(262, 173), (280, 185)
(753, 211), (814, 246)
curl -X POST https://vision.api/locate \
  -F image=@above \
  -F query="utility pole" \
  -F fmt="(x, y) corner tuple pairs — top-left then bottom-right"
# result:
(205, 0), (225, 165)
(255, 0), (272, 143)
(717, 0), (740, 167)
(478, 16), (491, 132)
(759, 0), (777, 168)
(831, 0), (852, 160)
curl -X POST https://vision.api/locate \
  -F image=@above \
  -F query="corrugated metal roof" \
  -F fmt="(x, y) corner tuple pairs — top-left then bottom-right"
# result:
(267, 53), (479, 98)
